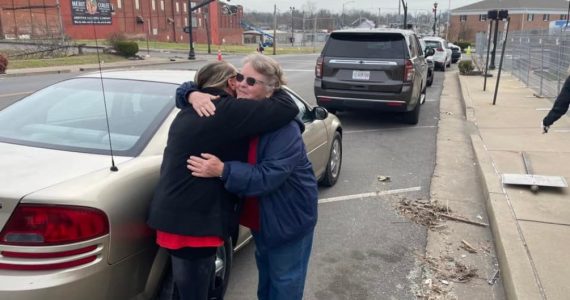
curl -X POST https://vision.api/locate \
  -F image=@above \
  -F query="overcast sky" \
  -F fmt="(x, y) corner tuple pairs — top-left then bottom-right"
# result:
(232, 0), (479, 14)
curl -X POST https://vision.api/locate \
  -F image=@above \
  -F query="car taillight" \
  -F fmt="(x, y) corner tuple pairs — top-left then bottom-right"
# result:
(403, 60), (414, 82)
(436, 48), (444, 52)
(0, 204), (109, 246)
(315, 56), (323, 78)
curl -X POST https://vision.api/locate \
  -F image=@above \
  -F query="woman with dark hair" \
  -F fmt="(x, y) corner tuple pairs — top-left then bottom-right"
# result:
(148, 60), (298, 300)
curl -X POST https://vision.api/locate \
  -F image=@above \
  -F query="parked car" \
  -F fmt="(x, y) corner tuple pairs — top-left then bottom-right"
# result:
(0, 70), (343, 299)
(314, 28), (428, 124)
(448, 43), (462, 63)
(421, 37), (452, 71)
(419, 39), (435, 87)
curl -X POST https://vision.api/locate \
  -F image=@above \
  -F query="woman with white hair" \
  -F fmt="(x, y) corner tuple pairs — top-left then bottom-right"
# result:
(180, 53), (318, 300)
(543, 66), (570, 133)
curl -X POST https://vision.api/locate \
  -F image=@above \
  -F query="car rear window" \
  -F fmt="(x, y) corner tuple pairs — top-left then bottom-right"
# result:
(0, 78), (176, 156)
(424, 40), (442, 49)
(324, 33), (407, 59)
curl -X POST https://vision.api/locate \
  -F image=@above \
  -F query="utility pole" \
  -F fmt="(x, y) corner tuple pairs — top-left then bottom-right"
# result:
(273, 4), (277, 55)
(313, 14), (317, 53)
(302, 11), (306, 46)
(290, 6), (295, 46)
(401, 0), (407, 29)
(433, 2), (438, 35)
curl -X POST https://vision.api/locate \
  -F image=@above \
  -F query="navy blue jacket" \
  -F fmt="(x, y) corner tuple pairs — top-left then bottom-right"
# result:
(221, 120), (318, 248)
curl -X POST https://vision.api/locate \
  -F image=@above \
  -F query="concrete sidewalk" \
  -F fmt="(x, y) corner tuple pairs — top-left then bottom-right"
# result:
(459, 72), (570, 300)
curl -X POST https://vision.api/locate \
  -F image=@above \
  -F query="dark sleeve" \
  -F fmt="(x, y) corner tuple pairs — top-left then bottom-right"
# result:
(544, 75), (570, 126)
(175, 81), (199, 109)
(218, 89), (299, 140)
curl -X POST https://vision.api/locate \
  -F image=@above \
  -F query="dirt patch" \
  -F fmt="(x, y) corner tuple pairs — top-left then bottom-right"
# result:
(415, 255), (479, 299)
(396, 198), (450, 229)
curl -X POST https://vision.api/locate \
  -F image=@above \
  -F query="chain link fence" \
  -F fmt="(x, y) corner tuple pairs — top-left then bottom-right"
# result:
(476, 29), (570, 98)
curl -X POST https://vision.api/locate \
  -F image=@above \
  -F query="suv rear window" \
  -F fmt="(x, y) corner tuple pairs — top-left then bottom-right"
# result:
(424, 40), (442, 49)
(324, 33), (407, 59)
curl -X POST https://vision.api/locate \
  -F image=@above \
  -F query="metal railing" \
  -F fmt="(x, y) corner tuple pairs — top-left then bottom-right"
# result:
(476, 29), (570, 98)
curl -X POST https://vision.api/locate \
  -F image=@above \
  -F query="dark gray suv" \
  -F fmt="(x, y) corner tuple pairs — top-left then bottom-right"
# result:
(314, 29), (429, 124)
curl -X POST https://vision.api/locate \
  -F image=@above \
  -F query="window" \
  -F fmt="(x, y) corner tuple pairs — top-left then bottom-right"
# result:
(117, 0), (122, 9)
(135, 0), (139, 10)
(543, 14), (550, 21)
(161, 0), (164, 11)
(527, 14), (534, 21)
(151, 0), (155, 10)
(479, 14), (487, 21)
(176, 2), (180, 12)
(561, 14), (568, 20)
(184, 3), (187, 12)
(324, 33), (407, 59)
(460, 15), (467, 22)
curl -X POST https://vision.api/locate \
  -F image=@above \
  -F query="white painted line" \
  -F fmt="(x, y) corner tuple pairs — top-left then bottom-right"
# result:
(425, 99), (439, 102)
(553, 129), (570, 133)
(345, 125), (436, 134)
(535, 108), (551, 111)
(318, 186), (422, 204)
(0, 91), (33, 98)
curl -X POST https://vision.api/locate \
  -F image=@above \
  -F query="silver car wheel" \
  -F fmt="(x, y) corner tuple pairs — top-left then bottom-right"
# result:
(329, 138), (341, 178)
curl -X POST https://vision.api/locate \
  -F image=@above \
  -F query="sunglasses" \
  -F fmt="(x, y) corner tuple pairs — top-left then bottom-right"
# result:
(236, 73), (268, 86)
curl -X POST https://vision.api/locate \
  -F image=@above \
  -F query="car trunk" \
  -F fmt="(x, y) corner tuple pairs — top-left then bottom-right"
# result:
(321, 32), (407, 93)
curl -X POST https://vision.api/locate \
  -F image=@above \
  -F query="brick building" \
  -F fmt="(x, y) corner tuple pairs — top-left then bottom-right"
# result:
(449, 0), (569, 42)
(0, 0), (244, 45)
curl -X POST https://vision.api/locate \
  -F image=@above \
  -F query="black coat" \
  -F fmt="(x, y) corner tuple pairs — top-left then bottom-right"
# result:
(544, 75), (570, 126)
(147, 87), (299, 239)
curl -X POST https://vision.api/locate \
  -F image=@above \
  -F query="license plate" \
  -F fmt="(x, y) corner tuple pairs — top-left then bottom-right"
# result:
(352, 70), (370, 80)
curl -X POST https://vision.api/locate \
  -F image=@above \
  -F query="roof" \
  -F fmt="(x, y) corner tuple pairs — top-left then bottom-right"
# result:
(452, 0), (570, 14)
(79, 70), (197, 85)
(331, 28), (415, 36)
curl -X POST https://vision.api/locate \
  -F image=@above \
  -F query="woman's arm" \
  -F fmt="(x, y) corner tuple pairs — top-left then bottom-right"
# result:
(188, 122), (305, 197)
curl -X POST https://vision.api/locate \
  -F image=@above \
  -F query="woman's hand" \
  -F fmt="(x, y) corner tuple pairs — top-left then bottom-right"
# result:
(189, 91), (219, 117)
(187, 153), (224, 178)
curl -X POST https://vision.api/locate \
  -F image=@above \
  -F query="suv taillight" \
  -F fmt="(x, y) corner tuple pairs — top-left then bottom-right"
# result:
(0, 204), (109, 246)
(315, 56), (323, 78)
(404, 60), (414, 82)
(436, 48), (444, 52)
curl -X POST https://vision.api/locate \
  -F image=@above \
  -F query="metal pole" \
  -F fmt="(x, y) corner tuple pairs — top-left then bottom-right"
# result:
(526, 38), (531, 86)
(490, 17), (499, 69)
(557, 37), (562, 92)
(484, 20), (494, 91)
(493, 17), (511, 105)
(187, 0), (195, 59)
(273, 4), (277, 55)
(290, 7), (294, 46)
(539, 33), (544, 96)
(433, 6), (437, 35)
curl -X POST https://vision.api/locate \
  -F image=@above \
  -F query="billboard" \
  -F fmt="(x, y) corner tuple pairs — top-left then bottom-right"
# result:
(71, 0), (113, 25)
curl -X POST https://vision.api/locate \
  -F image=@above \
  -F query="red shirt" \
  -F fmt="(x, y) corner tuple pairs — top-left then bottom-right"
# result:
(239, 136), (260, 231)
(156, 231), (223, 249)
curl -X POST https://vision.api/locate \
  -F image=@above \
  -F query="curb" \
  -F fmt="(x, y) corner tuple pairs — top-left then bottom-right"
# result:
(458, 75), (544, 300)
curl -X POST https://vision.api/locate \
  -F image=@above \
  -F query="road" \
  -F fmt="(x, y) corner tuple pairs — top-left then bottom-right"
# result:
(0, 54), (446, 299)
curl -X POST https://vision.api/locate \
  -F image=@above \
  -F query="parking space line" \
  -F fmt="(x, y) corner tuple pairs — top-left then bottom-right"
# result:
(345, 126), (436, 134)
(0, 91), (33, 98)
(318, 186), (421, 204)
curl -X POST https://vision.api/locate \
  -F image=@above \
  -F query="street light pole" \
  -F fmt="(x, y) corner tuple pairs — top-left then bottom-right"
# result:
(433, 2), (438, 35)
(341, 1), (355, 29)
(187, 0), (195, 59)
(290, 6), (295, 46)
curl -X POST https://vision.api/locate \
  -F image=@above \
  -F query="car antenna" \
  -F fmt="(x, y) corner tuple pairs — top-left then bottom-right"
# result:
(92, 23), (118, 172)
